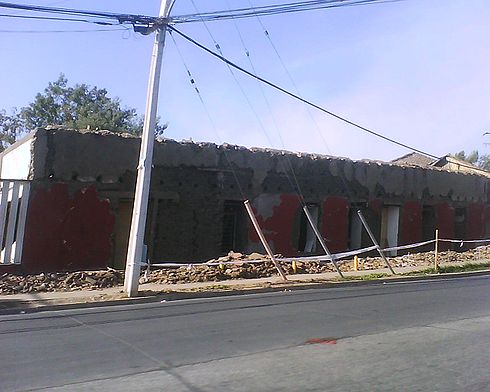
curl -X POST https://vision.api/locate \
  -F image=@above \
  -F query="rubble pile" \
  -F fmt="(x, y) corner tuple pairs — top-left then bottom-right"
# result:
(144, 246), (490, 284)
(1, 246), (489, 294)
(0, 270), (124, 295)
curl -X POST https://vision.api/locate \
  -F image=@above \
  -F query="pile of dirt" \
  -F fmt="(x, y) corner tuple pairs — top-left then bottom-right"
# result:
(0, 270), (124, 295)
(143, 246), (490, 284)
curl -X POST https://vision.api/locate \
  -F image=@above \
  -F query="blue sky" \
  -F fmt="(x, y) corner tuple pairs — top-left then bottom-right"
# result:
(1, 0), (489, 161)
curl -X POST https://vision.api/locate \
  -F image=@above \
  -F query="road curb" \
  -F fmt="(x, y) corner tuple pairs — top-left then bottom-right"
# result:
(1, 269), (489, 315)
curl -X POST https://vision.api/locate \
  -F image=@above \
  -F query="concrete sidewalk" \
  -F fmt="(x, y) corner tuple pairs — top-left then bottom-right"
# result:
(1, 261), (489, 313)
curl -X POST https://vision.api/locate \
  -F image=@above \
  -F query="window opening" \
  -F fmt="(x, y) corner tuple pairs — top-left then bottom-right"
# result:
(381, 206), (400, 256)
(221, 201), (244, 253)
(349, 204), (363, 250)
(297, 204), (319, 253)
(422, 205), (436, 241)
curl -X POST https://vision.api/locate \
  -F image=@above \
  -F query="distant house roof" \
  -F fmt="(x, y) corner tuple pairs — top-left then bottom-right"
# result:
(391, 152), (435, 168)
(431, 155), (477, 168)
(431, 155), (490, 177)
(391, 152), (490, 178)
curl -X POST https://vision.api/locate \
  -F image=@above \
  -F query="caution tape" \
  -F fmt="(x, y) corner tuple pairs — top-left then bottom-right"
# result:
(382, 239), (435, 253)
(146, 237), (490, 269)
(149, 259), (268, 268)
(281, 245), (379, 263)
(439, 238), (490, 244)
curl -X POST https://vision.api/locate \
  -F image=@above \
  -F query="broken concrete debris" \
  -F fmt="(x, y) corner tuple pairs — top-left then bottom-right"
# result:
(1, 247), (489, 295)
(0, 270), (124, 295)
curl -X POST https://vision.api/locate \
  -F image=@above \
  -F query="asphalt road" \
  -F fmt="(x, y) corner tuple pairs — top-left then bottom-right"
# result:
(1, 275), (489, 392)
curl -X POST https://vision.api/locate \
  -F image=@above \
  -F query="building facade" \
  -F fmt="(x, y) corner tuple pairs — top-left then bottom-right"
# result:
(1, 127), (489, 273)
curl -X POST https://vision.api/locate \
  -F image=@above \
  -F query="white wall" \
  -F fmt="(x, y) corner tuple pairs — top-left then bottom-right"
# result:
(381, 206), (400, 256)
(0, 138), (33, 180)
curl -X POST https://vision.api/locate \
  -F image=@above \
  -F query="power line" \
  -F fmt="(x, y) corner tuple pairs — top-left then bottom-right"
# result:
(0, 1), (157, 23)
(168, 25), (439, 160)
(0, 0), (408, 27)
(0, 27), (130, 33)
(0, 1), (161, 33)
(0, 0), (408, 34)
(0, 12), (117, 24)
(171, 0), (405, 24)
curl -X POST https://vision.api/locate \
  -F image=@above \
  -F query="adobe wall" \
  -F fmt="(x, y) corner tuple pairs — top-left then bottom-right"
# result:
(16, 128), (490, 271)
(30, 128), (487, 202)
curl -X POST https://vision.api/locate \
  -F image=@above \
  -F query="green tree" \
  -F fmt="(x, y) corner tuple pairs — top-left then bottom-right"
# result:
(0, 75), (165, 152)
(453, 150), (479, 164)
(0, 109), (23, 152)
(21, 74), (142, 133)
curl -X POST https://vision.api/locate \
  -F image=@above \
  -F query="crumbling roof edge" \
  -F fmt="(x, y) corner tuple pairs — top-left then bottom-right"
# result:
(37, 126), (490, 179)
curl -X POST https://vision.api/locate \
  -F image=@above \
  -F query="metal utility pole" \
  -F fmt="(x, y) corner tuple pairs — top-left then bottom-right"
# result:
(244, 200), (288, 281)
(302, 205), (344, 278)
(124, 0), (176, 297)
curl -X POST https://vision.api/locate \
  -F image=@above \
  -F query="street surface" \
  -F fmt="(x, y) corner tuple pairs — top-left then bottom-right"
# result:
(1, 275), (489, 391)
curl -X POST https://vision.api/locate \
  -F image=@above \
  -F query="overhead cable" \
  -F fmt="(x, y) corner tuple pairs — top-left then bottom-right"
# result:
(0, 1), (158, 23)
(0, 0), (407, 33)
(171, 0), (405, 23)
(0, 1), (161, 32)
(168, 25), (439, 160)
(0, 0), (407, 27)
(0, 12), (117, 24)
(0, 27), (130, 33)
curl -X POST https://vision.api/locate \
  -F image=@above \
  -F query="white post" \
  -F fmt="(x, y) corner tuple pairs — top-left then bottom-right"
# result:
(124, 0), (176, 297)
(434, 229), (439, 272)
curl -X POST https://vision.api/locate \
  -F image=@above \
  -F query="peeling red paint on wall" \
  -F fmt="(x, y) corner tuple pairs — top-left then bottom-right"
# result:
(466, 203), (484, 240)
(436, 203), (455, 238)
(249, 194), (300, 256)
(321, 197), (349, 253)
(436, 203), (454, 250)
(368, 199), (383, 214)
(400, 201), (422, 245)
(20, 184), (115, 273)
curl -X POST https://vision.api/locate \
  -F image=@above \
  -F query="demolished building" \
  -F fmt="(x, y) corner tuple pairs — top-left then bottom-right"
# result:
(1, 127), (489, 273)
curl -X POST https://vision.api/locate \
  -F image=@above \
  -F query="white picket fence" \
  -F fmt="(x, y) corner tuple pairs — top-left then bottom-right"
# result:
(0, 180), (30, 265)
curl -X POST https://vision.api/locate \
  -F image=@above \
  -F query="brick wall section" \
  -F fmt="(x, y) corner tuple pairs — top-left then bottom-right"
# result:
(321, 197), (349, 253)
(436, 203), (455, 250)
(466, 203), (485, 240)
